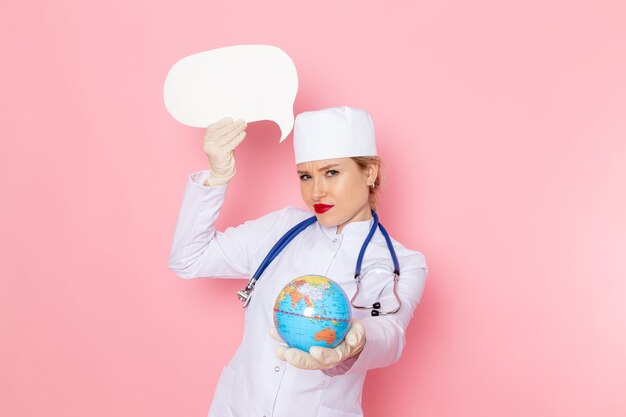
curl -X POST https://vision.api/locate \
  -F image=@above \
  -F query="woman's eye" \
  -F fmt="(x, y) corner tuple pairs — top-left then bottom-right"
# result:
(326, 170), (339, 177)
(299, 174), (311, 181)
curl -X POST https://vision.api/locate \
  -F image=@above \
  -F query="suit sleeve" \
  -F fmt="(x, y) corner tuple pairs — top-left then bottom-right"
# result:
(167, 170), (290, 280)
(322, 252), (428, 376)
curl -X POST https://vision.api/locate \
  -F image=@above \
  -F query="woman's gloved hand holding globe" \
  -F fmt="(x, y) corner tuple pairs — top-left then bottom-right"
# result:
(203, 117), (247, 187)
(269, 320), (366, 370)
(202, 114), (369, 371)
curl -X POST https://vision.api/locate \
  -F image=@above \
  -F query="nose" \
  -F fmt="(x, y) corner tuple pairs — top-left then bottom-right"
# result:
(312, 177), (327, 200)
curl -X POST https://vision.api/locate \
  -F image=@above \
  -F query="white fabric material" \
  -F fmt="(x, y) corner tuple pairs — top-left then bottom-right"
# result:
(293, 106), (377, 164)
(168, 170), (428, 417)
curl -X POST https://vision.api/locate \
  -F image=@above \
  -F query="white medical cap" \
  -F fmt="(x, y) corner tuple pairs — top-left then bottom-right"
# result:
(293, 106), (377, 164)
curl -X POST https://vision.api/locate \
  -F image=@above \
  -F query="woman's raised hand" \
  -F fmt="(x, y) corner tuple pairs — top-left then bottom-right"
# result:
(203, 117), (247, 186)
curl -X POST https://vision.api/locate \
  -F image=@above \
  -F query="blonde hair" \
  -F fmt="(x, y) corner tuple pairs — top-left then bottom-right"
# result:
(351, 156), (382, 211)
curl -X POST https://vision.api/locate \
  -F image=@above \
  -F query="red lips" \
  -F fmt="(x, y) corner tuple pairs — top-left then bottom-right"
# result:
(313, 204), (334, 214)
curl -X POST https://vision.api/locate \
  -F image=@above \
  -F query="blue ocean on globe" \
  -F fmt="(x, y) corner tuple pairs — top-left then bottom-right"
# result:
(273, 275), (352, 352)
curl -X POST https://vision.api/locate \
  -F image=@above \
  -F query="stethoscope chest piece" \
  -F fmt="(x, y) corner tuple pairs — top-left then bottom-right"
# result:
(237, 278), (256, 308)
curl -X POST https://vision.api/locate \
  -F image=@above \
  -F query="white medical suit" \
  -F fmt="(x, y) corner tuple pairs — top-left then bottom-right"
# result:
(168, 170), (428, 417)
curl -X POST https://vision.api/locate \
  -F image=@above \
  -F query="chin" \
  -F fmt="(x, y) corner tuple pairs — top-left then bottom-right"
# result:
(314, 215), (339, 228)
(311, 210), (342, 227)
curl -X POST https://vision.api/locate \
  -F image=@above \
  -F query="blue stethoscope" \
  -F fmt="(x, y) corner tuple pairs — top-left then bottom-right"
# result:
(237, 211), (402, 316)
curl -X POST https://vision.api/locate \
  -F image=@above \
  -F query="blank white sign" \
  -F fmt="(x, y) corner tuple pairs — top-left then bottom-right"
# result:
(164, 44), (299, 142)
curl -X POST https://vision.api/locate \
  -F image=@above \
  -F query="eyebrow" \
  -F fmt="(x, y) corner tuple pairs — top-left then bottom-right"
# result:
(297, 164), (340, 174)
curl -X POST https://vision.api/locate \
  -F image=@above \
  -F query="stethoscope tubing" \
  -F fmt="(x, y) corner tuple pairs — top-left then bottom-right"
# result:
(238, 211), (401, 315)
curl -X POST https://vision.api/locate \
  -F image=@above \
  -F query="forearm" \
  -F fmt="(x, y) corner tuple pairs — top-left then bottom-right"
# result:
(324, 266), (428, 376)
(321, 317), (405, 376)
(168, 170), (247, 279)
(168, 170), (297, 280)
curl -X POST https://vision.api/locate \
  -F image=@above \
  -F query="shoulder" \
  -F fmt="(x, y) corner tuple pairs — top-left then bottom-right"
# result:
(390, 238), (428, 271)
(282, 205), (313, 220)
(243, 205), (312, 235)
(275, 205), (313, 226)
(371, 232), (428, 271)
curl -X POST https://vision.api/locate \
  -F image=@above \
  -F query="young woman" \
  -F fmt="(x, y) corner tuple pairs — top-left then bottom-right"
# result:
(168, 106), (428, 417)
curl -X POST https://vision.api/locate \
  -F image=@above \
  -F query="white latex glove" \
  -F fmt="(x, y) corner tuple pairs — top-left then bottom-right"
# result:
(269, 319), (366, 370)
(203, 117), (247, 186)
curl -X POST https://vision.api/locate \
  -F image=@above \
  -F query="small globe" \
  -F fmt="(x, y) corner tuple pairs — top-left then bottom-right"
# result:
(273, 275), (352, 352)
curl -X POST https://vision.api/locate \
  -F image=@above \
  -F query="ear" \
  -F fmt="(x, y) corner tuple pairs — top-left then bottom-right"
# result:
(365, 162), (379, 184)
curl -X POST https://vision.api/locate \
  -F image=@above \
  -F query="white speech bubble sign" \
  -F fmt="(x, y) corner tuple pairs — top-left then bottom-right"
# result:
(164, 45), (298, 142)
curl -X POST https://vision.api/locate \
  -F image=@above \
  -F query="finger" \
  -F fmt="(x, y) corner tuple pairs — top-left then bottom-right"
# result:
(205, 119), (243, 142)
(344, 323), (356, 346)
(346, 320), (365, 346)
(309, 345), (342, 366)
(207, 117), (234, 131)
(275, 345), (288, 361)
(221, 123), (247, 147)
(284, 348), (326, 370)
(224, 131), (246, 151)
(215, 118), (246, 137)
(207, 120), (246, 146)
(268, 327), (285, 343)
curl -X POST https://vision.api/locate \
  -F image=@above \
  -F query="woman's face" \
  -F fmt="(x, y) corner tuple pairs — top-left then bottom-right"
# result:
(297, 157), (378, 233)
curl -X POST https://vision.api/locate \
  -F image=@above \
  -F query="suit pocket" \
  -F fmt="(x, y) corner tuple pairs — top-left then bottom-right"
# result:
(207, 366), (238, 417)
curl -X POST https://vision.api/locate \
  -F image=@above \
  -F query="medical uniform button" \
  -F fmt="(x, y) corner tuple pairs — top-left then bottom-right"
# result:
(332, 238), (337, 243)
(274, 366), (280, 372)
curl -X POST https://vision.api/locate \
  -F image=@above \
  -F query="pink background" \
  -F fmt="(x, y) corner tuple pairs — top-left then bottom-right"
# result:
(1, 1), (625, 416)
